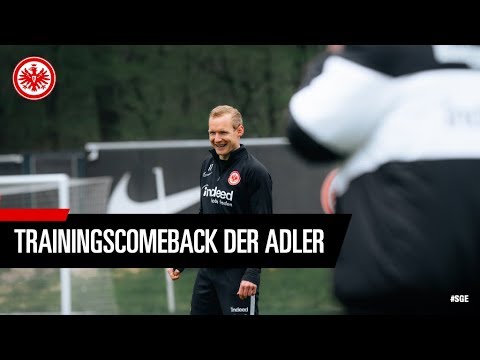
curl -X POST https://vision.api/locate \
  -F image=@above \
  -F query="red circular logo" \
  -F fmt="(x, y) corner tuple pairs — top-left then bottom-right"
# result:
(12, 56), (56, 100)
(228, 171), (241, 186)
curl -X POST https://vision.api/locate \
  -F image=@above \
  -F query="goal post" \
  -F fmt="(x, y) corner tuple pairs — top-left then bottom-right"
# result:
(0, 173), (113, 315)
(0, 174), (70, 314)
(0, 173), (69, 209)
(0, 174), (177, 315)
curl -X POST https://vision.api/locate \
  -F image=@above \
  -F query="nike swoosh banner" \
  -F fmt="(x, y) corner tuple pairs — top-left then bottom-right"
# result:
(0, 213), (350, 268)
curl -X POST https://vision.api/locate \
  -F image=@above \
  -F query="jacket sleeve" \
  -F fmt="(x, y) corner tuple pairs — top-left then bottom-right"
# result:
(247, 164), (273, 214)
(242, 162), (271, 285)
(242, 268), (261, 285)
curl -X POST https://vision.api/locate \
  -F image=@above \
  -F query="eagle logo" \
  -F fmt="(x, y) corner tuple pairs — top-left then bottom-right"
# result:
(13, 57), (56, 100)
(228, 170), (241, 186)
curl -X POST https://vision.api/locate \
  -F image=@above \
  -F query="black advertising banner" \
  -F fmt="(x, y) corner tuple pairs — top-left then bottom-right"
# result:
(0, 210), (350, 268)
(85, 140), (339, 215)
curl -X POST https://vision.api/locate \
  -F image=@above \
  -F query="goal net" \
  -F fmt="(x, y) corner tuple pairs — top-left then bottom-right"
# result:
(0, 174), (112, 213)
(0, 174), (122, 315)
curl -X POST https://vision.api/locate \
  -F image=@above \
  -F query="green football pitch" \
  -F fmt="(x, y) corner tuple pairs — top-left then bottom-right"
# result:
(0, 268), (344, 315)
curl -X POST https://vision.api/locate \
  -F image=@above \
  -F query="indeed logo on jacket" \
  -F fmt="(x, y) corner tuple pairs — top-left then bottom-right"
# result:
(199, 145), (273, 215)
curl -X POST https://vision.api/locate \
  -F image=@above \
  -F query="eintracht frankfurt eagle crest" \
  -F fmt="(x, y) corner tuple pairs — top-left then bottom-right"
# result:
(12, 56), (56, 100)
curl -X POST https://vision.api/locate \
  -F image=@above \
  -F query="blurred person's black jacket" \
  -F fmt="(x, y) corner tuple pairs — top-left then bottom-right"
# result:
(288, 45), (480, 315)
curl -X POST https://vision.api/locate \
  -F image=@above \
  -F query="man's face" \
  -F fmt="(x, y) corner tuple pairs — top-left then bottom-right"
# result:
(208, 114), (244, 160)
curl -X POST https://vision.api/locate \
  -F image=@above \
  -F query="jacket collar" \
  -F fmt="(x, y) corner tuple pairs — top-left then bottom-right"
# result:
(209, 144), (247, 164)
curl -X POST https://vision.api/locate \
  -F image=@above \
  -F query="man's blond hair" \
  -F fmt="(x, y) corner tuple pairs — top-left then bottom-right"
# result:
(209, 105), (243, 129)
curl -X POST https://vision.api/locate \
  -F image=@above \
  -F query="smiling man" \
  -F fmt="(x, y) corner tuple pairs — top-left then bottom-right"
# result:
(167, 104), (273, 315)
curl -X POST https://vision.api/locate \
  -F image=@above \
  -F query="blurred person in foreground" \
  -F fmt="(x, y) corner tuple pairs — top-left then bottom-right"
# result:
(287, 45), (480, 315)
(167, 105), (273, 315)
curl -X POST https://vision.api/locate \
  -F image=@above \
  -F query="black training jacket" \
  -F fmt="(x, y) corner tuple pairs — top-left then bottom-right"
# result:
(176, 145), (273, 285)
(199, 145), (272, 215)
(288, 45), (480, 312)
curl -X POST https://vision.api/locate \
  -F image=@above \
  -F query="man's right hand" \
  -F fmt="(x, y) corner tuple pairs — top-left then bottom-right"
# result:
(167, 268), (182, 281)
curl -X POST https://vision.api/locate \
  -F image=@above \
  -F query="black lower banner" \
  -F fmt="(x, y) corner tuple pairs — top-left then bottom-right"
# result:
(0, 211), (350, 268)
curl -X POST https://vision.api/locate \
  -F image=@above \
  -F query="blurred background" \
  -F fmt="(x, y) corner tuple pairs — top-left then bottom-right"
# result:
(0, 45), (341, 315)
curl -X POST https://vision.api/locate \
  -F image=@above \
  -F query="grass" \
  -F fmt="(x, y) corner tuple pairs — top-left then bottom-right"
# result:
(260, 268), (344, 315)
(0, 268), (345, 315)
